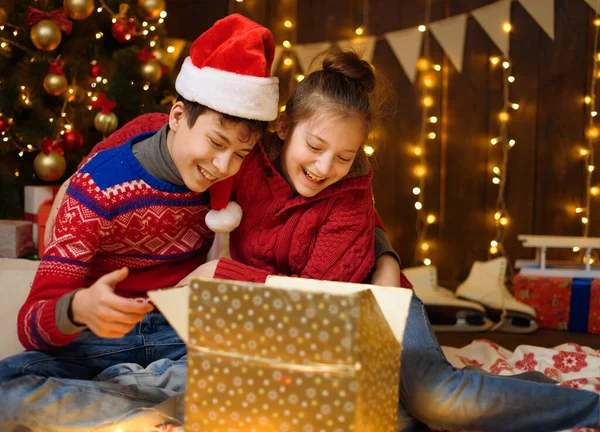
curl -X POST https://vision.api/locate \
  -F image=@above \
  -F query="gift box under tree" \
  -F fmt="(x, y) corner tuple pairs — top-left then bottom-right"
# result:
(514, 274), (600, 334)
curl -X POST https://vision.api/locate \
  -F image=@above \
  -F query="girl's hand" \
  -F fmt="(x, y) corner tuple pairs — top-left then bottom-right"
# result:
(175, 260), (220, 287)
(44, 177), (71, 248)
(370, 254), (401, 287)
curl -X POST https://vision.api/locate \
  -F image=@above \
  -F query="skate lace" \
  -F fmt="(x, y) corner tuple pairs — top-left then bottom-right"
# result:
(489, 259), (508, 332)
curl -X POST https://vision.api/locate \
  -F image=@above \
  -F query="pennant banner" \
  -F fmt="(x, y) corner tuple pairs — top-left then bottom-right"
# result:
(384, 27), (423, 83)
(471, 0), (512, 56)
(271, 45), (284, 75)
(430, 14), (468, 73)
(519, 0), (554, 40)
(584, 0), (600, 14)
(293, 41), (332, 73)
(336, 36), (377, 63)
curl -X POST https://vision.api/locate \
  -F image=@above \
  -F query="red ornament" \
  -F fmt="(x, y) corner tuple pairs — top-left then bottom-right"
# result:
(0, 115), (9, 133)
(111, 18), (136, 44)
(90, 63), (103, 78)
(41, 137), (64, 155)
(62, 129), (83, 151)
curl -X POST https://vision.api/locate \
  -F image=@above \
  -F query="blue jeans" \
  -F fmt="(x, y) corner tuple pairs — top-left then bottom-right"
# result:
(1, 298), (599, 432)
(0, 311), (187, 431)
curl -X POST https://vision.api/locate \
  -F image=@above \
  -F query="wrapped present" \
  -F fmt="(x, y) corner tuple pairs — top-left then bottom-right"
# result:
(514, 274), (600, 334)
(37, 200), (54, 257)
(0, 220), (35, 258)
(149, 277), (412, 432)
(24, 186), (58, 248)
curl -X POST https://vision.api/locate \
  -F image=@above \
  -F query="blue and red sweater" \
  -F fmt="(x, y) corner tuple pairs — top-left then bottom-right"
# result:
(18, 129), (213, 350)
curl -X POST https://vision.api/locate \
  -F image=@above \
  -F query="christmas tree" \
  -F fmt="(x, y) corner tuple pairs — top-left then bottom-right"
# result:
(0, 0), (179, 218)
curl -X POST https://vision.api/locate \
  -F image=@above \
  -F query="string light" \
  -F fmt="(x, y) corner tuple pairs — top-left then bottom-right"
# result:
(296, 74), (305, 82)
(282, 40), (291, 49)
(487, 46), (516, 273)
(284, 20), (293, 28)
(363, 145), (374, 156)
(413, 0), (438, 267)
(283, 58), (293, 66)
(578, 13), (600, 255)
(355, 26), (364, 36)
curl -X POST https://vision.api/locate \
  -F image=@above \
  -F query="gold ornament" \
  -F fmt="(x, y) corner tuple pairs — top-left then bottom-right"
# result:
(137, 0), (165, 21)
(43, 73), (68, 96)
(140, 60), (162, 83)
(0, 8), (7, 26)
(94, 111), (118, 135)
(30, 20), (62, 51)
(63, 84), (85, 103)
(151, 48), (167, 64)
(63, 0), (95, 20)
(34, 151), (67, 182)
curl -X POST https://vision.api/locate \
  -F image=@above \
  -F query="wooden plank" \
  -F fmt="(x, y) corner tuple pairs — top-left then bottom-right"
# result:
(519, 234), (600, 248)
(534, 0), (590, 262)
(165, 0), (228, 41)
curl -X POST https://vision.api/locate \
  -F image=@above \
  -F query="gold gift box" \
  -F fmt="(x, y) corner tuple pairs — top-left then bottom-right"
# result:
(149, 276), (412, 432)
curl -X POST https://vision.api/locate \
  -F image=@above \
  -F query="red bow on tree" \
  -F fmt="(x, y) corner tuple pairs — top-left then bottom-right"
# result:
(41, 137), (64, 155)
(49, 58), (65, 75)
(137, 47), (156, 63)
(91, 93), (117, 114)
(25, 7), (73, 35)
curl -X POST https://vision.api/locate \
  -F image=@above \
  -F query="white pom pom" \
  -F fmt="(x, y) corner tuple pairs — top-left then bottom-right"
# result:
(205, 202), (243, 233)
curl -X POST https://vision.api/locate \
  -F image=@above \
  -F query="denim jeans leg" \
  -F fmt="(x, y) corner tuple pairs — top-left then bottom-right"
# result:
(400, 295), (600, 432)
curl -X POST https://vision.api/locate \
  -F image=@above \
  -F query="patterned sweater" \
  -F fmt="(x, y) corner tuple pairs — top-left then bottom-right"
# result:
(18, 127), (213, 350)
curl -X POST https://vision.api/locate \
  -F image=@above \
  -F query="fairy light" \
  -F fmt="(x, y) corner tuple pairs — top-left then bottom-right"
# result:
(355, 26), (364, 36)
(488, 41), (516, 269)
(363, 145), (374, 156)
(282, 40), (291, 49)
(160, 11), (167, 18)
(167, 46), (175, 53)
(413, 0), (438, 267)
(580, 12), (600, 248)
(284, 20), (293, 28)
(296, 74), (305, 82)
(283, 58), (293, 67)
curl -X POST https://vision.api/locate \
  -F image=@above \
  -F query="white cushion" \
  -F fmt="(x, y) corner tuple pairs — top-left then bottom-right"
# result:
(0, 258), (39, 359)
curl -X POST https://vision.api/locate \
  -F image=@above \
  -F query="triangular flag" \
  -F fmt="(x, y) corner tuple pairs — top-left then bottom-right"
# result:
(384, 27), (423, 83)
(471, 0), (512, 56)
(271, 45), (284, 75)
(293, 41), (332, 73)
(336, 36), (377, 63)
(584, 0), (600, 14)
(430, 14), (468, 73)
(519, 0), (554, 40)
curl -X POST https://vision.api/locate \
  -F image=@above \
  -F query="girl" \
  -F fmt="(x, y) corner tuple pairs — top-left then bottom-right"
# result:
(179, 49), (600, 432)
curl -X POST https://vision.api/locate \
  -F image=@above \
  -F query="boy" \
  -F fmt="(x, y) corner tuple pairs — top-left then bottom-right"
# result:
(0, 13), (279, 384)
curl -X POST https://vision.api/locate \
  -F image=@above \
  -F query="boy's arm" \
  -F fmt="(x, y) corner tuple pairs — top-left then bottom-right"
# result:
(18, 173), (104, 350)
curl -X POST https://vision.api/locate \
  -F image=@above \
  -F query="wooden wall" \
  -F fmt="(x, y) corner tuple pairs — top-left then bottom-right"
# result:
(166, 0), (597, 282)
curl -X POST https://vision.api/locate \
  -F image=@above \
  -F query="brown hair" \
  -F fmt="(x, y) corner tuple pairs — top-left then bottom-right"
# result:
(176, 96), (268, 140)
(284, 49), (390, 150)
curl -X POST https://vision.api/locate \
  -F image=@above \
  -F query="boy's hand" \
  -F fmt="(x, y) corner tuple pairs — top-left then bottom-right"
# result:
(44, 177), (71, 248)
(370, 254), (401, 287)
(71, 268), (154, 338)
(175, 259), (219, 287)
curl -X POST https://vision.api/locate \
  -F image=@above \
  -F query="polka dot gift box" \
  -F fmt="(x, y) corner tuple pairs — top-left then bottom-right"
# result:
(149, 277), (413, 432)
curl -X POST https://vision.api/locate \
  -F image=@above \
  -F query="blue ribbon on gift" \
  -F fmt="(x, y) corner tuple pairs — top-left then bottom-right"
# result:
(569, 279), (593, 333)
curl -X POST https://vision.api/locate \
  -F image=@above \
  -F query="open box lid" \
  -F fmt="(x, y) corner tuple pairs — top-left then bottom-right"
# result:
(148, 276), (412, 345)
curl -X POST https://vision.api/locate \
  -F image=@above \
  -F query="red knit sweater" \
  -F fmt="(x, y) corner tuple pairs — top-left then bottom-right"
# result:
(18, 114), (213, 350)
(213, 139), (377, 284)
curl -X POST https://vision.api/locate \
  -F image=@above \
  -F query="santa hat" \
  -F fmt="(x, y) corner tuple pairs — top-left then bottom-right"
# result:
(176, 14), (279, 233)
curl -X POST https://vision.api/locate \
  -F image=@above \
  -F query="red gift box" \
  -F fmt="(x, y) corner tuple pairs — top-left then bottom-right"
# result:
(37, 199), (54, 257)
(514, 274), (600, 334)
(24, 186), (59, 249)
